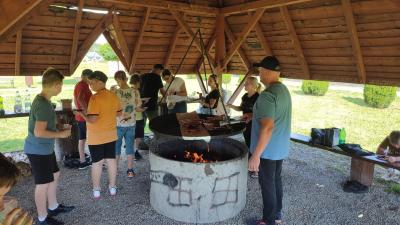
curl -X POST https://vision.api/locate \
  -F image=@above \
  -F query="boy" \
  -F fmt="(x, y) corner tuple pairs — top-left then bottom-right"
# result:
(0, 153), (33, 225)
(73, 69), (93, 169)
(74, 71), (122, 198)
(113, 71), (142, 178)
(24, 68), (74, 225)
(129, 74), (145, 160)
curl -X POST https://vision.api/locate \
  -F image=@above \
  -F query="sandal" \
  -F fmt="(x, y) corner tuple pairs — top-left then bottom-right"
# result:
(127, 169), (136, 178)
(109, 186), (117, 196)
(275, 211), (283, 224)
(93, 189), (101, 199)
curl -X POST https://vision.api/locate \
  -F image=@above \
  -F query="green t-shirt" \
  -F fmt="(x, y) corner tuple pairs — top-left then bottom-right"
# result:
(24, 95), (56, 155)
(250, 82), (292, 160)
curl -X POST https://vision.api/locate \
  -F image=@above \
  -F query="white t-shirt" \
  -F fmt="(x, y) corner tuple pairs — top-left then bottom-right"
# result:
(114, 87), (138, 127)
(163, 77), (187, 103)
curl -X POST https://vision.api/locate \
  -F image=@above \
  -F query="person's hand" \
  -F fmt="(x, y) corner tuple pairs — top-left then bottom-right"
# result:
(226, 104), (233, 108)
(3, 207), (33, 225)
(388, 156), (397, 163)
(73, 110), (83, 117)
(136, 107), (146, 112)
(248, 155), (260, 172)
(58, 127), (71, 138)
(242, 113), (253, 123)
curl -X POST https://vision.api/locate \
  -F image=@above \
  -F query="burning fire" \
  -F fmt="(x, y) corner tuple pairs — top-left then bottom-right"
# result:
(184, 150), (210, 163)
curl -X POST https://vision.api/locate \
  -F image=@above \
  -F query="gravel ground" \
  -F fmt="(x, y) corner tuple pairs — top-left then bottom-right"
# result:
(8, 142), (400, 225)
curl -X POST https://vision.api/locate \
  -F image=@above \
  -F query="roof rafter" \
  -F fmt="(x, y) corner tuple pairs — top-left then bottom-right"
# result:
(69, 0), (84, 74)
(112, 14), (131, 67)
(129, 7), (151, 74)
(251, 13), (273, 56)
(103, 29), (130, 70)
(73, 13), (113, 73)
(194, 29), (217, 72)
(170, 9), (216, 70)
(221, 0), (314, 15)
(224, 22), (251, 71)
(341, 0), (367, 83)
(0, 0), (52, 43)
(164, 27), (182, 68)
(221, 9), (265, 69)
(98, 0), (218, 16)
(280, 6), (310, 79)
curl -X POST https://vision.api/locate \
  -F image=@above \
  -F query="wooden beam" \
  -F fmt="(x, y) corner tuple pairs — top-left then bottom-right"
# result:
(112, 14), (131, 66)
(73, 14), (113, 73)
(280, 6), (310, 79)
(341, 0), (367, 83)
(227, 71), (252, 104)
(253, 15), (273, 56)
(221, 0), (314, 15)
(129, 7), (150, 74)
(170, 9), (216, 70)
(0, 0), (52, 43)
(69, 0), (84, 74)
(222, 9), (265, 69)
(98, 0), (218, 16)
(164, 27), (181, 68)
(224, 22), (251, 71)
(195, 29), (217, 71)
(15, 31), (22, 76)
(215, 13), (226, 76)
(103, 29), (129, 70)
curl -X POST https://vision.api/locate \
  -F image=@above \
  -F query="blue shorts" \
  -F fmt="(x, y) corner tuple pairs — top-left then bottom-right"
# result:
(116, 126), (135, 155)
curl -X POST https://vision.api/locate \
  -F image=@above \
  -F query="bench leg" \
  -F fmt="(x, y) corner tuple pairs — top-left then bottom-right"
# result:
(350, 158), (375, 187)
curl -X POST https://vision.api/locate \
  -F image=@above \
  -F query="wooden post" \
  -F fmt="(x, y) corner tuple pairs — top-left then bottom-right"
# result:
(15, 30), (22, 76)
(70, 0), (84, 74)
(350, 158), (375, 187)
(112, 14), (131, 67)
(341, 0), (367, 83)
(129, 8), (151, 74)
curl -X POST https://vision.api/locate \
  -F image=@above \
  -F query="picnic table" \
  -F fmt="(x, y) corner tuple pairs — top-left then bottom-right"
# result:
(290, 133), (400, 187)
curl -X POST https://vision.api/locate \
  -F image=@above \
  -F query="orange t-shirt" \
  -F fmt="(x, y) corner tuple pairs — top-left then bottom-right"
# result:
(86, 89), (122, 145)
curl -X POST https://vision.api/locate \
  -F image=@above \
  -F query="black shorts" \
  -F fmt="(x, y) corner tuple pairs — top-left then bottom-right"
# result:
(77, 121), (87, 140)
(27, 153), (60, 185)
(89, 141), (116, 163)
(135, 120), (145, 138)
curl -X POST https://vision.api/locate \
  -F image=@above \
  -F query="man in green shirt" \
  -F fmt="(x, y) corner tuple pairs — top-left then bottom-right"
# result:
(248, 56), (292, 225)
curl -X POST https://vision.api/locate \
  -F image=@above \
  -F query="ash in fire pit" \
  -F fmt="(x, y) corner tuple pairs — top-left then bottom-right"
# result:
(150, 138), (248, 223)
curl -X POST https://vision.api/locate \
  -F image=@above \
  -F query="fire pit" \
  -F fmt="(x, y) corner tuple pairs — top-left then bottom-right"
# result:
(149, 138), (248, 223)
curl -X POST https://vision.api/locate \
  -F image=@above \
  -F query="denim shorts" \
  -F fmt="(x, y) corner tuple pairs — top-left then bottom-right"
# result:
(116, 126), (135, 155)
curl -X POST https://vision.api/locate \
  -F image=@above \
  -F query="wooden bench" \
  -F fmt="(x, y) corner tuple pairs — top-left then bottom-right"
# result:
(290, 133), (400, 187)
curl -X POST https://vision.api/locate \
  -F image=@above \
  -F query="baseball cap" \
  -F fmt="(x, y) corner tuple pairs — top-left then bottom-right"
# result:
(253, 56), (280, 71)
(88, 71), (108, 83)
(153, 64), (164, 70)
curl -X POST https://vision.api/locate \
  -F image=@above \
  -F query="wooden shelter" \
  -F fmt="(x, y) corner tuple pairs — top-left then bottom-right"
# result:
(0, 0), (400, 86)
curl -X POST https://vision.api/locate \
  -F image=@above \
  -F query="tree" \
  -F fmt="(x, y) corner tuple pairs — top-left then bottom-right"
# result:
(222, 74), (232, 89)
(98, 44), (118, 61)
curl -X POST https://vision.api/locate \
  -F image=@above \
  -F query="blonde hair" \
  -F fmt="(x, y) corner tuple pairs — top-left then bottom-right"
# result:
(247, 76), (262, 93)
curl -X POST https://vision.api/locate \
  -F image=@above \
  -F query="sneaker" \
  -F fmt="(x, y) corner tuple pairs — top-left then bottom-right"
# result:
(109, 186), (117, 196)
(275, 211), (283, 224)
(36, 217), (64, 225)
(47, 204), (75, 217)
(93, 189), (101, 199)
(134, 151), (143, 161)
(127, 169), (136, 178)
(78, 161), (91, 170)
(253, 219), (276, 225)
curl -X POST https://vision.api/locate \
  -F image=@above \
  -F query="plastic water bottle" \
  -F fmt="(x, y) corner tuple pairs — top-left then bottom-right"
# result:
(339, 128), (346, 144)
(14, 91), (22, 113)
(0, 96), (4, 116)
(24, 89), (31, 112)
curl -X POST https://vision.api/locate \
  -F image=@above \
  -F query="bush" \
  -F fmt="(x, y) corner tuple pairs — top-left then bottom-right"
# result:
(363, 84), (397, 108)
(301, 80), (329, 96)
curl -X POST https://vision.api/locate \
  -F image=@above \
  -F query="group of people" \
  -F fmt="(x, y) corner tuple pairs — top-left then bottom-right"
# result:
(1, 56), (399, 225)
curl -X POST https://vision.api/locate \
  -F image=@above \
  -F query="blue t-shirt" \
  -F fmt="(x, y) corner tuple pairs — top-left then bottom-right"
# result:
(24, 95), (56, 155)
(250, 82), (292, 160)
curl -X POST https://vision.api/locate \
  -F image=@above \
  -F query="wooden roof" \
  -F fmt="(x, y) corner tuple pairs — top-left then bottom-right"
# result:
(0, 0), (400, 86)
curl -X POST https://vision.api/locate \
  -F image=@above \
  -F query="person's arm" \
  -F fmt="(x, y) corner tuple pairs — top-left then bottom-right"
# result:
(174, 81), (187, 96)
(34, 121), (71, 138)
(160, 88), (167, 97)
(248, 118), (274, 172)
(76, 95), (100, 123)
(377, 137), (389, 155)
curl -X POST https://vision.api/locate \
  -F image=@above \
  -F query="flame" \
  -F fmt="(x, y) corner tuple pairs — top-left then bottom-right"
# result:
(184, 150), (210, 163)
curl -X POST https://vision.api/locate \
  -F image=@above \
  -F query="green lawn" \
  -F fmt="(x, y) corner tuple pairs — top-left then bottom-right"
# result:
(1, 82), (398, 153)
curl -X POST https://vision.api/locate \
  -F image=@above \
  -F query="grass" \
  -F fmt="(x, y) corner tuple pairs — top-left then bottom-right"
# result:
(375, 178), (400, 195)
